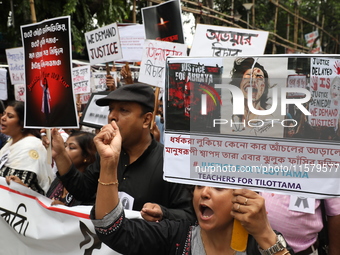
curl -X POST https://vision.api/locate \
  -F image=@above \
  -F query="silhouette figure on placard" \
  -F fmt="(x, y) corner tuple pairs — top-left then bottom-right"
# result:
(41, 77), (51, 125)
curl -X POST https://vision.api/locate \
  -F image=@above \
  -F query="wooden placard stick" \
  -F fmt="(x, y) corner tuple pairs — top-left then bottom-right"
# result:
(105, 62), (110, 75)
(105, 62), (116, 91)
(46, 129), (52, 165)
(123, 62), (133, 85)
(151, 87), (160, 130)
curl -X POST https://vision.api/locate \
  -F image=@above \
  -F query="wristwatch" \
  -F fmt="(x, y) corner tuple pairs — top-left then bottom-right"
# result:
(258, 234), (287, 255)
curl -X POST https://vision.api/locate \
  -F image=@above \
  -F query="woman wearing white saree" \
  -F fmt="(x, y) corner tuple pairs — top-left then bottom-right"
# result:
(0, 101), (53, 195)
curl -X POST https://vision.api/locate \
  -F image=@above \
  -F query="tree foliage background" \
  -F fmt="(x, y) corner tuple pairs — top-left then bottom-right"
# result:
(0, 0), (129, 61)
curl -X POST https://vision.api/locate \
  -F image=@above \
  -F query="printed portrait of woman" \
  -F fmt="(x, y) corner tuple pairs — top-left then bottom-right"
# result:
(220, 57), (286, 138)
(230, 57), (271, 122)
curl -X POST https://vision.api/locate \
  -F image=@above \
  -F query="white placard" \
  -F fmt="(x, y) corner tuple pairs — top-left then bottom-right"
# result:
(0, 68), (8, 100)
(72, 65), (91, 94)
(190, 24), (269, 57)
(5, 47), (25, 85)
(85, 23), (123, 65)
(117, 24), (145, 62)
(309, 57), (340, 127)
(138, 40), (187, 88)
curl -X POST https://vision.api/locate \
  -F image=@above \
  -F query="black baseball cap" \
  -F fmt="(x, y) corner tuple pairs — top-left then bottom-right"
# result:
(96, 83), (155, 111)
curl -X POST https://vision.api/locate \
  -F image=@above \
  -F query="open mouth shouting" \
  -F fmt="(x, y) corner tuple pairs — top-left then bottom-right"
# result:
(199, 204), (214, 220)
(243, 83), (260, 101)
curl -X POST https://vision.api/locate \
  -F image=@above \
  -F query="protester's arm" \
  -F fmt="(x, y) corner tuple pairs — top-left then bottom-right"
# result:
(47, 128), (72, 176)
(94, 120), (121, 220)
(57, 157), (99, 202)
(120, 63), (133, 84)
(159, 183), (196, 222)
(232, 189), (292, 255)
(106, 74), (116, 91)
(91, 202), (189, 255)
(45, 128), (98, 202)
(5, 175), (28, 187)
(327, 214), (340, 255)
(140, 182), (195, 222)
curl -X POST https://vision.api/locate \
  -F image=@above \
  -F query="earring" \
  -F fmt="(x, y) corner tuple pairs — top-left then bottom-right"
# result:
(84, 159), (87, 163)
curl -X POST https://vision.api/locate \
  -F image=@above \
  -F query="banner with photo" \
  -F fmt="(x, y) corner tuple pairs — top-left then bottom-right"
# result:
(0, 177), (141, 254)
(163, 55), (340, 198)
(5, 47), (25, 85)
(190, 24), (269, 57)
(21, 16), (78, 128)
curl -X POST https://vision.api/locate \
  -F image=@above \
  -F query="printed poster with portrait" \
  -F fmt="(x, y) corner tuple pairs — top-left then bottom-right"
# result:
(164, 55), (340, 198)
(219, 57), (286, 138)
(21, 16), (78, 128)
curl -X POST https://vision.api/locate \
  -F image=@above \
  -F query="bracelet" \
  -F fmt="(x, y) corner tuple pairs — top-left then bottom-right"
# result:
(98, 179), (119, 186)
(282, 251), (290, 255)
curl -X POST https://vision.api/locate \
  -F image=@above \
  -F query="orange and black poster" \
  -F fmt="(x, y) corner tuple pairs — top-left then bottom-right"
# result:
(21, 16), (78, 128)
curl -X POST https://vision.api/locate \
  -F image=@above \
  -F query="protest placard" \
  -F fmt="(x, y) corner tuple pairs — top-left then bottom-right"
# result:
(80, 91), (109, 129)
(190, 24), (269, 57)
(138, 39), (187, 88)
(142, 0), (184, 43)
(21, 16), (78, 128)
(72, 65), (91, 94)
(85, 23), (122, 65)
(309, 57), (340, 128)
(92, 71), (118, 92)
(305, 30), (322, 53)
(117, 24), (145, 62)
(5, 47), (25, 85)
(14, 84), (25, 101)
(0, 68), (7, 100)
(163, 55), (340, 198)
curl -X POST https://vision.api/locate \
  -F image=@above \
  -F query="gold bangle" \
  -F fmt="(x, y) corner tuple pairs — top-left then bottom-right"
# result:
(98, 179), (119, 186)
(282, 251), (290, 255)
